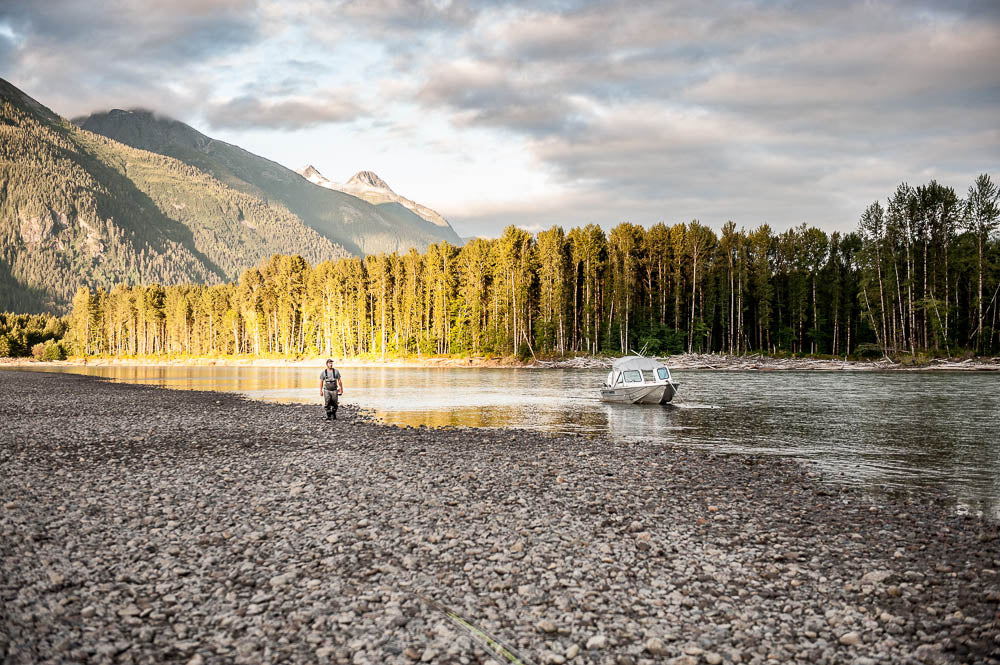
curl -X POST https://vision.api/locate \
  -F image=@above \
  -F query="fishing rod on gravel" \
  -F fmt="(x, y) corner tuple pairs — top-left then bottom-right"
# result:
(413, 593), (535, 665)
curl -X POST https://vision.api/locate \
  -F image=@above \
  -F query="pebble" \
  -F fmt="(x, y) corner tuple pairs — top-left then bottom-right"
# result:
(914, 644), (946, 664)
(269, 572), (296, 587)
(586, 635), (608, 649)
(859, 569), (892, 585)
(667, 657), (698, 665)
(537, 619), (557, 633)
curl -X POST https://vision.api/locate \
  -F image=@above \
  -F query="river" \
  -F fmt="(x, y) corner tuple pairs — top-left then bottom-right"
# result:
(10, 365), (1000, 517)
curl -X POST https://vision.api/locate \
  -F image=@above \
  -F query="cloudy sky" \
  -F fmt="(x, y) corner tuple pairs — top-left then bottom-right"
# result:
(1, 0), (998, 238)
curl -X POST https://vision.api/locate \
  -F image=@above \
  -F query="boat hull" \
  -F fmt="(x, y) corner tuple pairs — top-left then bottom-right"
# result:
(600, 381), (678, 404)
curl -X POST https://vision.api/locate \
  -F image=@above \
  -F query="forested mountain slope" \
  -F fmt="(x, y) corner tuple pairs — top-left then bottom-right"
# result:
(0, 78), (350, 313)
(75, 110), (462, 255)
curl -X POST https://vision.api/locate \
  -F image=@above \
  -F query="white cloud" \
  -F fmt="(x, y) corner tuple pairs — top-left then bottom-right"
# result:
(2, 0), (997, 235)
(204, 91), (365, 130)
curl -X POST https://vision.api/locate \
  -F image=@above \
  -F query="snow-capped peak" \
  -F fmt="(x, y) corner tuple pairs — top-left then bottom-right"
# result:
(297, 165), (452, 229)
(300, 164), (323, 179)
(346, 170), (393, 192)
(298, 164), (330, 187)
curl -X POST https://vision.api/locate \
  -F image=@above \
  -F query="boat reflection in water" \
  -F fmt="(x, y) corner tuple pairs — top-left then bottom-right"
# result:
(600, 356), (680, 404)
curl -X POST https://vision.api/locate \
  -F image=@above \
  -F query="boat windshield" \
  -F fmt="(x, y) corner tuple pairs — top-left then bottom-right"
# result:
(622, 370), (643, 383)
(657, 367), (670, 380)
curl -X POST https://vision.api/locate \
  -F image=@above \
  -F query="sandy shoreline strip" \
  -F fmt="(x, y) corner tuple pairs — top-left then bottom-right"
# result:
(4, 352), (1000, 371)
(1, 370), (998, 664)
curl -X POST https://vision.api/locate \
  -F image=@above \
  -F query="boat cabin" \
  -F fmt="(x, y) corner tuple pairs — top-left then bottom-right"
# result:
(604, 356), (672, 387)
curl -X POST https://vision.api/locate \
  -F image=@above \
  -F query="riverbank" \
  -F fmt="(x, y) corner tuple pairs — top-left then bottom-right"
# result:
(2, 370), (997, 664)
(5, 351), (1000, 371)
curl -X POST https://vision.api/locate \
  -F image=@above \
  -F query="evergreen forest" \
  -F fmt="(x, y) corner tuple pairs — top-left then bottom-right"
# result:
(55, 174), (999, 360)
(0, 311), (68, 359)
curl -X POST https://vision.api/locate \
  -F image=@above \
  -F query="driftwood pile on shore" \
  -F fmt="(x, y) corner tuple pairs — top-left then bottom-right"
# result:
(531, 356), (611, 369)
(666, 353), (867, 370)
(534, 353), (1000, 371)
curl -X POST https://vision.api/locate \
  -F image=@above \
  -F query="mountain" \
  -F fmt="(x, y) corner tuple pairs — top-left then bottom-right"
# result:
(299, 166), (453, 231)
(0, 78), (350, 313)
(76, 111), (462, 256)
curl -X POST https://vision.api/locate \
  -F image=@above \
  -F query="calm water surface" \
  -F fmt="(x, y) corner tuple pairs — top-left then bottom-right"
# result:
(14, 365), (1000, 516)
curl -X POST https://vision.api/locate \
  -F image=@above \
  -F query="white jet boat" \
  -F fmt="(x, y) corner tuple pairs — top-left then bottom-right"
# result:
(600, 356), (680, 404)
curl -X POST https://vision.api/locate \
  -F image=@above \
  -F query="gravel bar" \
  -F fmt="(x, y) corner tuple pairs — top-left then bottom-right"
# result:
(1, 369), (998, 665)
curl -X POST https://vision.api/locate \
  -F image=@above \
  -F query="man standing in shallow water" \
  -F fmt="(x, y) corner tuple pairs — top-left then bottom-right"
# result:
(320, 359), (343, 420)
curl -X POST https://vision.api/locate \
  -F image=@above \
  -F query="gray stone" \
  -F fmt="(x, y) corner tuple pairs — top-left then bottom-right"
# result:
(269, 572), (296, 587)
(586, 635), (608, 649)
(859, 570), (892, 585)
(537, 619), (557, 633)
(667, 657), (698, 665)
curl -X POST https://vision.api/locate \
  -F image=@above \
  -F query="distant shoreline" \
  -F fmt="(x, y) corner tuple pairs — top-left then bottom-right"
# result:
(4, 352), (999, 371)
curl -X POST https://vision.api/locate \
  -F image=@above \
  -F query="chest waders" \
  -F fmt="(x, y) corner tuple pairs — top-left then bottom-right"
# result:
(323, 372), (339, 420)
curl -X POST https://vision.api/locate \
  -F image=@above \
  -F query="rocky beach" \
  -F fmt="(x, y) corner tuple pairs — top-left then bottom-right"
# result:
(1, 369), (998, 665)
